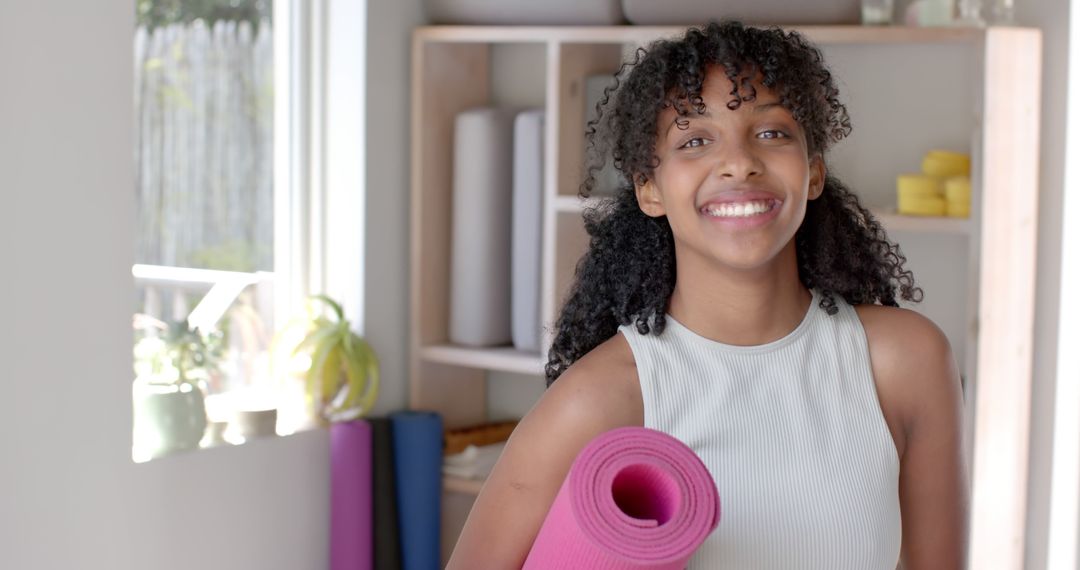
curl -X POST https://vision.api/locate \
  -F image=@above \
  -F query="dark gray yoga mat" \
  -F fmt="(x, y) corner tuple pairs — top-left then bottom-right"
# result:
(371, 417), (403, 570)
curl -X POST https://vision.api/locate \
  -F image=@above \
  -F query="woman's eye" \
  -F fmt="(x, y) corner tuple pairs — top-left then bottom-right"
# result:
(679, 137), (707, 149)
(758, 130), (788, 140)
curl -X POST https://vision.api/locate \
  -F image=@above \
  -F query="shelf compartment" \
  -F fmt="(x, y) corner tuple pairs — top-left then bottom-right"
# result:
(870, 209), (972, 235)
(421, 344), (545, 376)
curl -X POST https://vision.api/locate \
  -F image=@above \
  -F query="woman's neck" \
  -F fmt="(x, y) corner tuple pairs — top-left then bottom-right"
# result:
(666, 240), (813, 346)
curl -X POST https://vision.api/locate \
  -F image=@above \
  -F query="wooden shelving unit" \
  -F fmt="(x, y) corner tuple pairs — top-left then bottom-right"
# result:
(420, 345), (544, 376)
(409, 25), (1040, 566)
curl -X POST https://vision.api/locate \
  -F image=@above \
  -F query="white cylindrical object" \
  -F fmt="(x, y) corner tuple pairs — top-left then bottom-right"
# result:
(450, 108), (515, 347)
(512, 109), (545, 353)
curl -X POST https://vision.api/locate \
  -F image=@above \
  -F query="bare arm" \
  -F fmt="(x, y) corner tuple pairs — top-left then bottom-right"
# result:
(445, 337), (642, 569)
(861, 307), (969, 569)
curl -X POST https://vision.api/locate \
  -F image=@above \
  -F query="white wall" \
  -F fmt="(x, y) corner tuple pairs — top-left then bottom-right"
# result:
(0, 1), (422, 568)
(365, 0), (427, 416)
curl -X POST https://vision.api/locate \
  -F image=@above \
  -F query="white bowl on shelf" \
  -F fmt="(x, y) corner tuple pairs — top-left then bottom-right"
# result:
(425, 0), (624, 25)
(621, 0), (860, 26)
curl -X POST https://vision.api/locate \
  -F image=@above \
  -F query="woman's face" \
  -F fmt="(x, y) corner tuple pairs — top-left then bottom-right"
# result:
(636, 67), (825, 272)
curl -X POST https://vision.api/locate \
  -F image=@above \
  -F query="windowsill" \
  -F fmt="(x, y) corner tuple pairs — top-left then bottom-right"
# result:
(132, 386), (321, 463)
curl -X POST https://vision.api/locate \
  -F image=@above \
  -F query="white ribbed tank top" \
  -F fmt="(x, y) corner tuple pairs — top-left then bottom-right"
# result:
(617, 289), (901, 569)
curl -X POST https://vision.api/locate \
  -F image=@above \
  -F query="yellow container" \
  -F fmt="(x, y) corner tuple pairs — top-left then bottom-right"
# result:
(947, 201), (970, 218)
(943, 176), (971, 218)
(899, 195), (947, 216)
(945, 176), (971, 203)
(897, 174), (944, 198)
(922, 150), (970, 178)
(897, 174), (945, 216)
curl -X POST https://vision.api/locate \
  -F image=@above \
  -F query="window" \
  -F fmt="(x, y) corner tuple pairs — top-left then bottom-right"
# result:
(131, 0), (281, 462)
(131, 0), (366, 462)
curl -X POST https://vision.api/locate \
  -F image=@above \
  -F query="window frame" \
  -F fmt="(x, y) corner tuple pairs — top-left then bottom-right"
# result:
(275, 0), (366, 335)
(131, 0), (368, 457)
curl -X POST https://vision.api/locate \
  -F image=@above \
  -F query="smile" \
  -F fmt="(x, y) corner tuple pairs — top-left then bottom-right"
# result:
(700, 199), (780, 218)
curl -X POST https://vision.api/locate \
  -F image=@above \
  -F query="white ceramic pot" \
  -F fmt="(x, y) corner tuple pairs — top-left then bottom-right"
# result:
(133, 381), (208, 459)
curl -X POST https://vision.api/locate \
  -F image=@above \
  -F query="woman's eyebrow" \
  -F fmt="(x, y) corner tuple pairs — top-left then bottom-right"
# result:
(753, 101), (785, 113)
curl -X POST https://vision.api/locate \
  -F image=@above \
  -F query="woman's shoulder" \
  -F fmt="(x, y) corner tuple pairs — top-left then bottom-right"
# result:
(852, 303), (953, 364)
(544, 332), (643, 428)
(852, 303), (961, 449)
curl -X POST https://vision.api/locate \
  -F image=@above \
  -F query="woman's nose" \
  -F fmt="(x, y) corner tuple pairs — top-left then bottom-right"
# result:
(712, 142), (764, 180)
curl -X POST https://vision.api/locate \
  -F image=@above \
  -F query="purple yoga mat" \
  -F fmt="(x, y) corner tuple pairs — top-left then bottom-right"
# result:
(331, 419), (373, 570)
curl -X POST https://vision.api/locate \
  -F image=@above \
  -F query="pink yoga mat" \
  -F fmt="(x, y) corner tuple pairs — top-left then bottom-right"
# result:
(523, 427), (720, 569)
(331, 420), (373, 570)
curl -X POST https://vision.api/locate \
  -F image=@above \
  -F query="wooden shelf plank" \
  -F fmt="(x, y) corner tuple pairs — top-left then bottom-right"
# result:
(444, 475), (485, 495)
(415, 25), (989, 46)
(554, 194), (603, 213)
(421, 345), (545, 376)
(869, 208), (973, 235)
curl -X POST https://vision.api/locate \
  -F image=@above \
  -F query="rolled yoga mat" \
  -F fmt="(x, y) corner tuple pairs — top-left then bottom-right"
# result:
(330, 419), (374, 570)
(391, 411), (444, 570)
(511, 109), (544, 352)
(522, 427), (720, 569)
(370, 417), (402, 570)
(449, 107), (514, 347)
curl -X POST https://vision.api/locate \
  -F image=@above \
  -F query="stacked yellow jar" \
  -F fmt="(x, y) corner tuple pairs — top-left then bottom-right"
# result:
(896, 150), (971, 218)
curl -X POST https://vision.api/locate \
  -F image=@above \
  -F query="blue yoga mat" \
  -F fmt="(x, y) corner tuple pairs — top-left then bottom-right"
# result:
(391, 410), (444, 570)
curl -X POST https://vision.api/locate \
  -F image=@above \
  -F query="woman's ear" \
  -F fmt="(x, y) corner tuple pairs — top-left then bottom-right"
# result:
(808, 154), (826, 200)
(635, 178), (666, 217)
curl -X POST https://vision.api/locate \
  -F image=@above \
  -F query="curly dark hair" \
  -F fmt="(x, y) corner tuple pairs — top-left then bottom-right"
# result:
(544, 20), (922, 386)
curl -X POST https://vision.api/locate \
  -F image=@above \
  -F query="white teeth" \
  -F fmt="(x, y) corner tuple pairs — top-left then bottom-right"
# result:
(702, 200), (774, 218)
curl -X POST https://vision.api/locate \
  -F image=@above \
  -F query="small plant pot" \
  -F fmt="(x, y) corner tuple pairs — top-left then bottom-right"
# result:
(133, 381), (208, 459)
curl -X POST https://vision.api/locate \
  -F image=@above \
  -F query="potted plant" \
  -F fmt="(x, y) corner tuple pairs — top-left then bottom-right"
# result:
(272, 294), (380, 429)
(132, 316), (223, 459)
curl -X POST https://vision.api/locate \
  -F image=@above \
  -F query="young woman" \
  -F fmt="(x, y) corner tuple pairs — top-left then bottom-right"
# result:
(448, 20), (967, 569)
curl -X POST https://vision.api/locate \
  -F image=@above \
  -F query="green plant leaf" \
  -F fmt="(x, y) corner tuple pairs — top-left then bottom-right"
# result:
(320, 345), (342, 414)
(309, 294), (345, 323)
(336, 342), (365, 416)
(328, 332), (379, 419)
(293, 323), (337, 357)
(305, 330), (339, 407)
(281, 293), (379, 421)
(352, 335), (380, 417)
(343, 325), (355, 356)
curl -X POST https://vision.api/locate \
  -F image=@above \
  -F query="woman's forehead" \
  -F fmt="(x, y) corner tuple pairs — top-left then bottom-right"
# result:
(658, 72), (788, 123)
(698, 65), (777, 102)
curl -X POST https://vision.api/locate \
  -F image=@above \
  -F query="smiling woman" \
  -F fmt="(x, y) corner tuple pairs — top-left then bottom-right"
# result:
(448, 21), (966, 570)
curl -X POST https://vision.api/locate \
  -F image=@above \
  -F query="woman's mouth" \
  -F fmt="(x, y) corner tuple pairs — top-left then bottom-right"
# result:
(700, 199), (781, 219)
